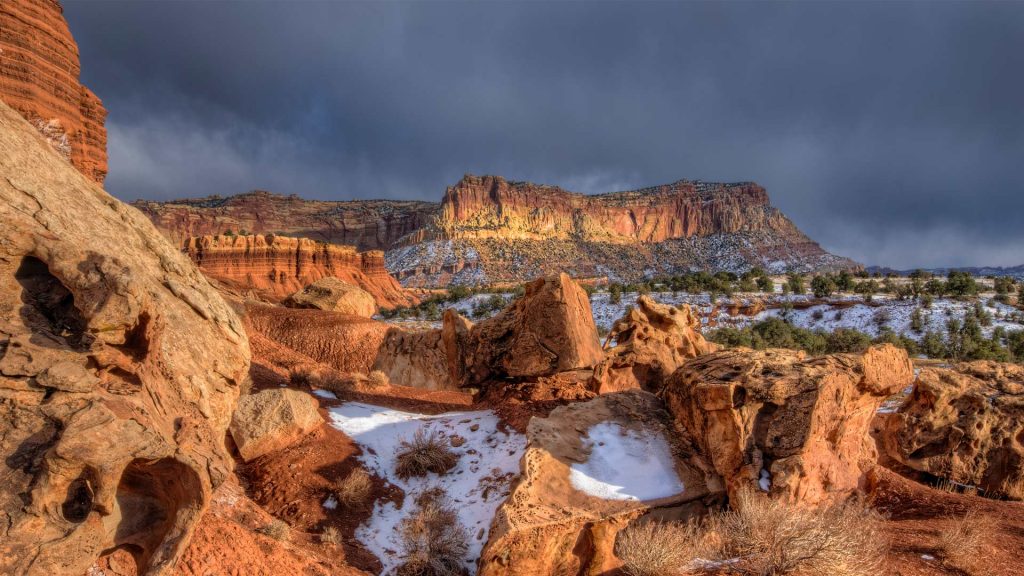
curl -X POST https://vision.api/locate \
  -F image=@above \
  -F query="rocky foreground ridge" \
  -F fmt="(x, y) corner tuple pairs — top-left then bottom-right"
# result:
(136, 174), (858, 287)
(0, 0), (107, 183)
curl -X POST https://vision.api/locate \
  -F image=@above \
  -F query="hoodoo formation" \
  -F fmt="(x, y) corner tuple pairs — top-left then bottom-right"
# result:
(0, 0), (107, 183)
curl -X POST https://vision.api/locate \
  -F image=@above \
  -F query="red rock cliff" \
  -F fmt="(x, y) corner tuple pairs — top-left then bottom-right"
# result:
(427, 174), (803, 243)
(182, 234), (417, 309)
(0, 0), (107, 183)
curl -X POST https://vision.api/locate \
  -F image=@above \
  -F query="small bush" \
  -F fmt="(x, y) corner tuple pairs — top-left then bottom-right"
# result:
(320, 525), (342, 546)
(936, 511), (994, 574)
(396, 493), (469, 576)
(615, 520), (707, 576)
(366, 369), (389, 389)
(395, 429), (459, 479)
(336, 468), (374, 506)
(257, 518), (290, 541)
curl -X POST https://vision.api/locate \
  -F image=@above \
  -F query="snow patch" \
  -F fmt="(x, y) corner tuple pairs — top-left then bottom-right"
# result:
(312, 389), (338, 400)
(759, 468), (771, 492)
(322, 495), (338, 510)
(568, 422), (684, 501)
(328, 403), (525, 575)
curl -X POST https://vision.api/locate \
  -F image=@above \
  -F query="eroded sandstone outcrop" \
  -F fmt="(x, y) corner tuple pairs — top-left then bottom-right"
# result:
(284, 276), (377, 317)
(0, 0), (107, 183)
(457, 273), (603, 388)
(663, 345), (913, 505)
(0, 100), (249, 574)
(479, 390), (713, 576)
(592, 295), (716, 393)
(881, 361), (1024, 500)
(182, 233), (416, 309)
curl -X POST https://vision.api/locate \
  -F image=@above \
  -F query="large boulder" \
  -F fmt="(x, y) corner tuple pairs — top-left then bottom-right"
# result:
(459, 273), (603, 388)
(663, 345), (913, 505)
(479, 390), (713, 576)
(591, 295), (716, 393)
(283, 276), (377, 317)
(229, 389), (323, 462)
(0, 101), (249, 574)
(881, 361), (1024, 500)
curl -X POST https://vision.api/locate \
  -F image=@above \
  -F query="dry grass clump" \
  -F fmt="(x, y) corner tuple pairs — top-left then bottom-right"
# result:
(256, 518), (290, 541)
(320, 525), (341, 546)
(290, 364), (352, 394)
(614, 489), (887, 576)
(366, 369), (389, 389)
(615, 520), (709, 576)
(936, 510), (995, 574)
(395, 429), (459, 479)
(336, 468), (374, 506)
(396, 492), (469, 576)
(711, 489), (886, 576)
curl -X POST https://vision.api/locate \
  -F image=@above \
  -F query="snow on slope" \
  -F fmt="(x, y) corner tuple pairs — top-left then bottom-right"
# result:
(568, 422), (684, 501)
(328, 403), (525, 575)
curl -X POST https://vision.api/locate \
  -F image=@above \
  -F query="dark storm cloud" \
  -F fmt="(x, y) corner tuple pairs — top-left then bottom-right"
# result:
(62, 1), (1024, 268)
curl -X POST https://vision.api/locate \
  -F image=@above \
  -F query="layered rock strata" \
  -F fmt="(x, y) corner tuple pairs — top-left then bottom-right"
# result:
(136, 174), (858, 287)
(0, 100), (249, 575)
(182, 234), (416, 309)
(134, 191), (437, 250)
(0, 0), (107, 183)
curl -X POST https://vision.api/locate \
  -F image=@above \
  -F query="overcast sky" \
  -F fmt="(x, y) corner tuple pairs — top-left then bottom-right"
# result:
(63, 1), (1023, 269)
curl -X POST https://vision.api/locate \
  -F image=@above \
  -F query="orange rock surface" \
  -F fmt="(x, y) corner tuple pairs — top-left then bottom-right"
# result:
(183, 234), (418, 309)
(0, 0), (107, 183)
(664, 345), (914, 505)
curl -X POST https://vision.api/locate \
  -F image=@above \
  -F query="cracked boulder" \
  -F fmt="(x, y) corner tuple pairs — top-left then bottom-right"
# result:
(663, 345), (913, 505)
(881, 361), (1024, 500)
(0, 100), (250, 575)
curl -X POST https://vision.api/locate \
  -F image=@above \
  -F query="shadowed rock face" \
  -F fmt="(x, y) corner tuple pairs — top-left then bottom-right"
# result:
(0, 0), (107, 183)
(182, 233), (417, 309)
(0, 100), (249, 575)
(881, 361), (1024, 500)
(663, 345), (914, 505)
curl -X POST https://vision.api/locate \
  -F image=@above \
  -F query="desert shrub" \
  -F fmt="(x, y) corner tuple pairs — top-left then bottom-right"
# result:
(711, 489), (886, 576)
(396, 492), (469, 576)
(320, 525), (342, 545)
(366, 369), (389, 389)
(786, 272), (806, 295)
(336, 468), (374, 506)
(936, 511), (995, 574)
(257, 518), (290, 541)
(811, 275), (836, 298)
(910, 308), (925, 332)
(812, 309), (825, 322)
(615, 520), (707, 576)
(395, 429), (459, 479)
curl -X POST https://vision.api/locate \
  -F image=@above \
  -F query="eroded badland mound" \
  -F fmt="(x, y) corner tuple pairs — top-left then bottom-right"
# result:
(137, 174), (858, 286)
(0, 0), (107, 183)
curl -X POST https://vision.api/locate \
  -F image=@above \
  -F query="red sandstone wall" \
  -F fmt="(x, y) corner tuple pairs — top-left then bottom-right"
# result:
(0, 0), (107, 183)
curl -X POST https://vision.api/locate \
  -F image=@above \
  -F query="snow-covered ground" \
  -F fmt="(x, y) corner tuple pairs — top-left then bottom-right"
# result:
(327, 403), (526, 575)
(568, 422), (684, 501)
